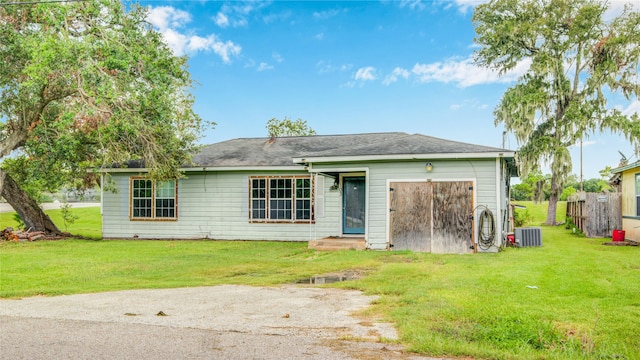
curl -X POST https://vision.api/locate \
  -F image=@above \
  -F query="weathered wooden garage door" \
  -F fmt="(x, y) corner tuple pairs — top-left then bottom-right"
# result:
(390, 181), (474, 253)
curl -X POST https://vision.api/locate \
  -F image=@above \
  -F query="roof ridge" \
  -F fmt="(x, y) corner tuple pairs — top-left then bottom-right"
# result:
(214, 132), (409, 142)
(406, 133), (509, 151)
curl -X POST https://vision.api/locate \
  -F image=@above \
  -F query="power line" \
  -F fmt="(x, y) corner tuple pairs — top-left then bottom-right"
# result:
(0, 0), (86, 6)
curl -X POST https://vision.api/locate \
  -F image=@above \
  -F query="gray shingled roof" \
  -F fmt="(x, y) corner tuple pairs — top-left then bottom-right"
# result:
(190, 132), (512, 167)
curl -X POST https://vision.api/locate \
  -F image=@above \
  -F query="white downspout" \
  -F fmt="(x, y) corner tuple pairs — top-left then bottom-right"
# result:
(495, 158), (502, 249)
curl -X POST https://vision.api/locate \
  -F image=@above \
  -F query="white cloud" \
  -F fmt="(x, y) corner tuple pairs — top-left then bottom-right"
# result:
(569, 140), (597, 148)
(449, 99), (490, 111)
(622, 100), (640, 116)
(210, 39), (242, 63)
(216, 2), (272, 27)
(214, 12), (229, 28)
(354, 66), (377, 81)
(603, 0), (638, 21)
(313, 9), (343, 20)
(257, 62), (274, 71)
(315, 32), (324, 40)
(147, 6), (241, 62)
(317, 61), (352, 74)
(341, 81), (356, 89)
(147, 6), (191, 30)
(395, 0), (487, 13)
(411, 56), (530, 88)
(272, 52), (284, 63)
(450, 0), (487, 13)
(263, 10), (292, 25)
(159, 28), (188, 55)
(382, 67), (410, 85)
(399, 0), (427, 11)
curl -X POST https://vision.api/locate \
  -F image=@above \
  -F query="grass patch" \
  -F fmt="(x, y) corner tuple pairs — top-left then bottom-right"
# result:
(0, 206), (101, 239)
(513, 201), (567, 226)
(1, 203), (639, 359)
(341, 226), (639, 359)
(0, 240), (388, 297)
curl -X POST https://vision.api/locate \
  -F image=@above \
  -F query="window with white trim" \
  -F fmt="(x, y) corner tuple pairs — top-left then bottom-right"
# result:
(249, 176), (313, 222)
(130, 178), (177, 220)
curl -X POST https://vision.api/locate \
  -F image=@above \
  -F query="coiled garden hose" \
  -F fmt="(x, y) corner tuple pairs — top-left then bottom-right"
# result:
(476, 206), (496, 250)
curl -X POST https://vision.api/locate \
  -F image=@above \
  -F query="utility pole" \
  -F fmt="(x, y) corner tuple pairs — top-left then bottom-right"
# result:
(580, 138), (583, 192)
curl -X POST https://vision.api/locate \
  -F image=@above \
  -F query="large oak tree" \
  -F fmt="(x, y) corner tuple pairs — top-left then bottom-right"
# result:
(0, 0), (207, 233)
(473, 0), (640, 224)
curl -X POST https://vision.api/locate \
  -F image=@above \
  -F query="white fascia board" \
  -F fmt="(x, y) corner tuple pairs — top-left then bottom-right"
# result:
(293, 151), (516, 164)
(98, 166), (305, 173)
(182, 166), (305, 172)
(307, 167), (371, 174)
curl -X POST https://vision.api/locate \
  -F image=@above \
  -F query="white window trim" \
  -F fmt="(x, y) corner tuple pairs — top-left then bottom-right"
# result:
(248, 175), (315, 223)
(129, 177), (178, 221)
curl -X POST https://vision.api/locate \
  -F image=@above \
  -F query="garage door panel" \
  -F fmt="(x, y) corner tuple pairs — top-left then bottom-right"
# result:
(431, 181), (473, 254)
(390, 181), (473, 253)
(390, 182), (431, 251)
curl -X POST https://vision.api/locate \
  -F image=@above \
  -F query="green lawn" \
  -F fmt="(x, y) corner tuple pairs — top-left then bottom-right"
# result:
(1, 203), (638, 359)
(0, 206), (101, 239)
(513, 200), (568, 225)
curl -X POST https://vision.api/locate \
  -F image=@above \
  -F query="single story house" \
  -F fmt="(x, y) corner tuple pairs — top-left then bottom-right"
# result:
(100, 132), (517, 253)
(610, 160), (640, 242)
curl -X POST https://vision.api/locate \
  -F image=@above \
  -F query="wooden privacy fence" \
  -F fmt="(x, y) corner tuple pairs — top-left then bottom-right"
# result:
(566, 193), (621, 238)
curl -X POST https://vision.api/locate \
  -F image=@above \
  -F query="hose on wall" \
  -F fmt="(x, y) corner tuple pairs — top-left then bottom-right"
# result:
(476, 205), (496, 250)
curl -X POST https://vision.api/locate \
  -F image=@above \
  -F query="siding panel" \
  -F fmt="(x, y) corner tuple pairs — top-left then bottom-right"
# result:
(312, 159), (498, 250)
(103, 158), (503, 250)
(102, 171), (341, 240)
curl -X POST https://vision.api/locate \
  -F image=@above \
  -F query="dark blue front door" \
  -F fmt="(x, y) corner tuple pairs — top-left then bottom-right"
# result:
(343, 177), (365, 234)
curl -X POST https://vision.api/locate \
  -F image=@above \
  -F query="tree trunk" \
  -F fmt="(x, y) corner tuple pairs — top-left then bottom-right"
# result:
(0, 169), (61, 234)
(545, 172), (560, 226)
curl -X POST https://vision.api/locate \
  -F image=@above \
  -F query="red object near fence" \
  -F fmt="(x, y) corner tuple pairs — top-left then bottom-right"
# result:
(612, 230), (625, 242)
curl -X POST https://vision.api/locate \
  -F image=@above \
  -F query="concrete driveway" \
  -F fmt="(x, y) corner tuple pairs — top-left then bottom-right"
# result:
(0, 285), (439, 360)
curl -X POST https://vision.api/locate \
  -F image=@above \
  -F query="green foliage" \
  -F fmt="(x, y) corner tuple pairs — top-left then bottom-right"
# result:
(0, 0), (211, 197)
(11, 213), (24, 230)
(59, 202), (79, 232)
(266, 117), (316, 137)
(474, 0), (640, 223)
(515, 168), (615, 202)
(512, 207), (532, 227)
(559, 185), (577, 201)
(564, 177), (612, 193)
(510, 170), (548, 201)
(510, 182), (530, 201)
(564, 217), (584, 236)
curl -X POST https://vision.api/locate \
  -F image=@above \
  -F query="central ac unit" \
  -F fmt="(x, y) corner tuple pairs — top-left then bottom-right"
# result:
(514, 227), (543, 247)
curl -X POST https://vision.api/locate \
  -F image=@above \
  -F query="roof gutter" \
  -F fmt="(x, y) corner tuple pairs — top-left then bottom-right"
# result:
(611, 161), (640, 174)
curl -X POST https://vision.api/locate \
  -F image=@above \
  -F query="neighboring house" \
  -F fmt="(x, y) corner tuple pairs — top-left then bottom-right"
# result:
(100, 132), (517, 253)
(610, 160), (640, 242)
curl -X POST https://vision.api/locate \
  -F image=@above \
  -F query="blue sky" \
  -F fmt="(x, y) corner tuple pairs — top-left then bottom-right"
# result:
(134, 0), (639, 180)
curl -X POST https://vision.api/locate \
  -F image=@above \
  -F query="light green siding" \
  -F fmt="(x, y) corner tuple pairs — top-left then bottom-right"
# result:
(102, 171), (341, 240)
(312, 159), (505, 251)
(102, 158), (510, 251)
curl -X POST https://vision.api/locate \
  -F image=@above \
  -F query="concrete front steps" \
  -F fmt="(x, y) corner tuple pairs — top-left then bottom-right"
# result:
(308, 237), (366, 251)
